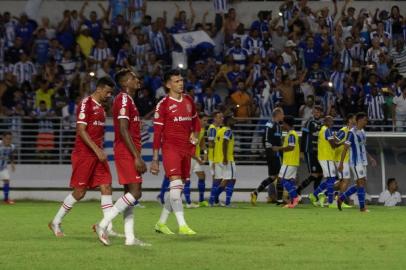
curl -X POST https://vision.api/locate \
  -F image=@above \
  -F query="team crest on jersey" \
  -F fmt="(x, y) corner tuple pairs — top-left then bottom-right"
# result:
(169, 104), (177, 111)
(186, 104), (192, 113)
(79, 113), (85, 120)
(120, 108), (126, 116)
(154, 112), (159, 119)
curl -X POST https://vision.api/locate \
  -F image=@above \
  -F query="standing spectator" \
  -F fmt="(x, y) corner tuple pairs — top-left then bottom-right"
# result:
(299, 95), (315, 126)
(89, 39), (114, 70)
(79, 1), (109, 42)
(13, 52), (37, 86)
(39, 17), (56, 40)
(202, 86), (221, 116)
(5, 37), (25, 64)
(282, 40), (298, 80)
(76, 25), (95, 58)
(56, 10), (75, 50)
(230, 80), (253, 118)
(364, 87), (385, 129)
(60, 49), (78, 82)
(389, 6), (404, 41)
(390, 40), (406, 77)
(224, 8), (240, 43)
(300, 35), (321, 70)
(32, 28), (50, 67)
(15, 12), (37, 49)
(48, 38), (63, 63)
(227, 38), (249, 70)
(365, 37), (387, 65)
(35, 80), (55, 110)
(392, 86), (406, 131)
(3, 12), (17, 48)
(115, 41), (131, 68)
(31, 100), (55, 161)
(379, 178), (401, 207)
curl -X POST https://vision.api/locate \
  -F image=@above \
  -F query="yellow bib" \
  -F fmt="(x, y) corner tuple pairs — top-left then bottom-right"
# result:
(195, 128), (205, 157)
(213, 127), (227, 163)
(282, 130), (300, 166)
(334, 126), (350, 162)
(224, 127), (235, 162)
(318, 125), (335, 161)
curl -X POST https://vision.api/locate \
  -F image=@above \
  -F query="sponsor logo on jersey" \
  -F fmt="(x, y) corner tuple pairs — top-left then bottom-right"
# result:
(169, 104), (177, 110)
(174, 116), (192, 122)
(92, 120), (105, 126)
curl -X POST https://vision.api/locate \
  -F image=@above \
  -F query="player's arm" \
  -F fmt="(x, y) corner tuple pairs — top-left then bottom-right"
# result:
(223, 129), (232, 165)
(326, 128), (337, 149)
(151, 101), (165, 175)
(300, 122), (310, 153)
(274, 134), (295, 152)
(199, 134), (208, 162)
(367, 152), (377, 167)
(10, 146), (15, 172)
(334, 129), (345, 146)
(190, 102), (201, 144)
(265, 125), (272, 149)
(208, 127), (216, 160)
(77, 123), (107, 162)
(119, 118), (146, 174)
(338, 134), (352, 172)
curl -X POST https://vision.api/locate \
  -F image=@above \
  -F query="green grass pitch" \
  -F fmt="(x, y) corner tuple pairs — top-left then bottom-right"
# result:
(1, 201), (406, 270)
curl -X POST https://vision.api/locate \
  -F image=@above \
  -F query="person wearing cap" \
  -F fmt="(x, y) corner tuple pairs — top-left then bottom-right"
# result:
(76, 24), (95, 58)
(282, 40), (298, 80)
(392, 85), (406, 131)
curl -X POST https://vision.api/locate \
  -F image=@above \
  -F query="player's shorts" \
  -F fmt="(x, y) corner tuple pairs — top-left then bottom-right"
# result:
(191, 158), (204, 173)
(319, 160), (337, 178)
(162, 145), (192, 180)
(335, 161), (350, 180)
(266, 149), (282, 176)
(351, 165), (367, 180)
(115, 157), (143, 185)
(278, 164), (298, 180)
(304, 152), (322, 174)
(208, 160), (214, 176)
(214, 162), (236, 180)
(70, 154), (112, 189)
(0, 168), (10, 180)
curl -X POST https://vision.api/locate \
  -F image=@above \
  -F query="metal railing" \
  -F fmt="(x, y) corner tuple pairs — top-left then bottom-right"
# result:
(1, 116), (405, 165)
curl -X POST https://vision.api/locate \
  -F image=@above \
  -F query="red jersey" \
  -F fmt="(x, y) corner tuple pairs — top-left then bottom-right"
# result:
(113, 91), (142, 158)
(73, 96), (106, 157)
(153, 94), (200, 151)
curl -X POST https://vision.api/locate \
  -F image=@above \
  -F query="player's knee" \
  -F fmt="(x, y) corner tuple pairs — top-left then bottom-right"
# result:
(169, 179), (183, 201)
(132, 190), (142, 200)
(72, 189), (86, 200)
(100, 185), (112, 195)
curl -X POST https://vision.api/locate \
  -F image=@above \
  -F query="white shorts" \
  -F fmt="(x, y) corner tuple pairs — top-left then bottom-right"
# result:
(351, 165), (367, 180)
(0, 168), (10, 180)
(191, 159), (203, 173)
(278, 165), (298, 180)
(319, 160), (337, 178)
(335, 161), (350, 180)
(209, 161), (214, 176)
(214, 162), (236, 180)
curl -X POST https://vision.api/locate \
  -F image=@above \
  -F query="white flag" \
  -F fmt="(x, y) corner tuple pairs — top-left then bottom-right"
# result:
(172, 31), (215, 50)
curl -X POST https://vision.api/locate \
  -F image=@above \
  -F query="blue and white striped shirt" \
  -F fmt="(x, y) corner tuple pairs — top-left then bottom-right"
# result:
(213, 0), (227, 13)
(340, 48), (353, 72)
(226, 47), (249, 67)
(13, 61), (37, 85)
(0, 141), (15, 171)
(150, 31), (167, 56)
(116, 48), (129, 67)
(90, 47), (113, 69)
(131, 0), (144, 25)
(330, 71), (346, 94)
(346, 128), (367, 167)
(202, 94), (222, 116)
(364, 93), (385, 120)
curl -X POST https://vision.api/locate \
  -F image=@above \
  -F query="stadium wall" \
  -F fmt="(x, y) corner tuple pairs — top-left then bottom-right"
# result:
(2, 1), (406, 27)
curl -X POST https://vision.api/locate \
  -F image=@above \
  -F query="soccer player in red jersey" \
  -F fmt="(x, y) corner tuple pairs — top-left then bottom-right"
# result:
(49, 77), (115, 238)
(151, 69), (201, 235)
(94, 69), (149, 246)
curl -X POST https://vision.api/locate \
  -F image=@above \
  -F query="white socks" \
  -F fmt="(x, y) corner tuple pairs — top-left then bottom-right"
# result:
(158, 193), (172, 224)
(123, 205), (135, 241)
(52, 194), (77, 225)
(99, 193), (136, 229)
(169, 179), (186, 226)
(101, 195), (114, 231)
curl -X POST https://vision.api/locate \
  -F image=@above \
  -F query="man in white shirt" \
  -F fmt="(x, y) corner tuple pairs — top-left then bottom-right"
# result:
(379, 178), (401, 207)
(282, 40), (298, 80)
(393, 86), (406, 131)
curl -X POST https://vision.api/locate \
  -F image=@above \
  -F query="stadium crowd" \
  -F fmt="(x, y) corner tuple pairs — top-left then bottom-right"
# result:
(0, 0), (406, 130)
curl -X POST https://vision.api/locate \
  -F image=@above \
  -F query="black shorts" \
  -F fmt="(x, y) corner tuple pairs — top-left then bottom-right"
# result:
(266, 149), (282, 176)
(304, 152), (322, 174)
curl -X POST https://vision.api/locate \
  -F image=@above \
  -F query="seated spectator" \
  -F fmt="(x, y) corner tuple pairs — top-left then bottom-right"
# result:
(379, 178), (402, 207)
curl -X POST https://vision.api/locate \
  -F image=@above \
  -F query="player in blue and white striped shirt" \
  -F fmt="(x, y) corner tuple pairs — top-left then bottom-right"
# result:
(337, 112), (377, 212)
(0, 132), (16, 204)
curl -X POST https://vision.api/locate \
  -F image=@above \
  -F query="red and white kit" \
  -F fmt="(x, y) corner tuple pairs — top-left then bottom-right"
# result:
(113, 91), (143, 184)
(70, 96), (112, 189)
(153, 94), (201, 179)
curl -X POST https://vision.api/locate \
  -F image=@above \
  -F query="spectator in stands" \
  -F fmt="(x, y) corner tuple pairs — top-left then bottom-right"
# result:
(227, 38), (249, 70)
(230, 79), (252, 118)
(35, 80), (55, 110)
(390, 40), (406, 77)
(5, 37), (25, 64)
(13, 51), (37, 87)
(32, 100), (55, 161)
(392, 85), (406, 131)
(79, 1), (109, 42)
(76, 25), (95, 58)
(364, 86), (385, 130)
(15, 12), (37, 49)
(57, 10), (75, 50)
(32, 28), (50, 67)
(48, 38), (63, 63)
(202, 86), (222, 116)
(282, 40), (298, 80)
(299, 95), (315, 126)
(379, 178), (401, 207)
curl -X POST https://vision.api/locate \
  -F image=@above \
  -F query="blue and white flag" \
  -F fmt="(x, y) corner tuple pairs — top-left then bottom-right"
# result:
(172, 31), (215, 50)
